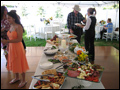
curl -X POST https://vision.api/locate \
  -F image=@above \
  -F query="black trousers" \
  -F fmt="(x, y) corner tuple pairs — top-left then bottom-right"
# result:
(22, 39), (26, 50)
(100, 28), (107, 39)
(70, 28), (83, 44)
(85, 30), (95, 61)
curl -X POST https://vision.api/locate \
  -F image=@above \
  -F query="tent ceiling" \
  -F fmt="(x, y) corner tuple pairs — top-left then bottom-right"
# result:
(1, 1), (119, 7)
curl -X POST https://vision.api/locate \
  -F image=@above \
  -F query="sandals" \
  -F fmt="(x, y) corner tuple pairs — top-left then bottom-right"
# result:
(9, 79), (27, 88)
(9, 78), (20, 84)
(18, 81), (27, 88)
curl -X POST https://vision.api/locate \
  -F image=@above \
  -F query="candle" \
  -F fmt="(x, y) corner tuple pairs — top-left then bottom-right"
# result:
(61, 39), (66, 48)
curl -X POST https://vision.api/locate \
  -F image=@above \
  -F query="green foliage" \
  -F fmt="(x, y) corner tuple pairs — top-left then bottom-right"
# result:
(22, 30), (46, 47)
(103, 4), (119, 10)
(37, 6), (45, 17)
(55, 7), (63, 18)
(5, 5), (14, 8)
(21, 6), (29, 17)
(65, 24), (67, 29)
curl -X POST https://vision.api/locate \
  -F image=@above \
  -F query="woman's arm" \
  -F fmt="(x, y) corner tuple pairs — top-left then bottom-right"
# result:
(77, 17), (91, 30)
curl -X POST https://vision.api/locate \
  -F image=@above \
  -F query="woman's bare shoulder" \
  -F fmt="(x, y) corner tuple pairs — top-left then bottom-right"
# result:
(16, 24), (23, 32)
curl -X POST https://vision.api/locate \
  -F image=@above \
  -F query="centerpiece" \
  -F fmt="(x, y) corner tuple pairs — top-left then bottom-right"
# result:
(69, 43), (89, 64)
(99, 20), (106, 25)
(44, 17), (53, 25)
(74, 49), (88, 63)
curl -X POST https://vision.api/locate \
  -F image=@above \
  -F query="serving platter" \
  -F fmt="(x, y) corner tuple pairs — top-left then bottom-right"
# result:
(32, 69), (66, 89)
(64, 63), (104, 83)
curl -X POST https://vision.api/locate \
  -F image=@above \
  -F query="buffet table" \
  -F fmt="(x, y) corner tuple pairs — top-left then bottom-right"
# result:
(29, 41), (105, 89)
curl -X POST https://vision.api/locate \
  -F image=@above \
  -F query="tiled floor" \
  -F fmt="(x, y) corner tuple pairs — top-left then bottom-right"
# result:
(1, 46), (119, 89)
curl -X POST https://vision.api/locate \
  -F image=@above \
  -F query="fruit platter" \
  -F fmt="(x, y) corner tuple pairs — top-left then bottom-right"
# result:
(46, 35), (60, 46)
(33, 69), (66, 89)
(64, 62), (104, 83)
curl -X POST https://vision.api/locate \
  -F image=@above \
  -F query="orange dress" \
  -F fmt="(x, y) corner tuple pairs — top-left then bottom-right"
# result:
(7, 30), (29, 73)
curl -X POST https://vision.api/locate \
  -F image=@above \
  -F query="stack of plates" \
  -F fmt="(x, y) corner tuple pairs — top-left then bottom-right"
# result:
(39, 62), (53, 70)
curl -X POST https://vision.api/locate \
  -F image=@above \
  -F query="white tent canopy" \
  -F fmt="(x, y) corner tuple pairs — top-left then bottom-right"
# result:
(1, 1), (119, 7)
(1, 1), (119, 27)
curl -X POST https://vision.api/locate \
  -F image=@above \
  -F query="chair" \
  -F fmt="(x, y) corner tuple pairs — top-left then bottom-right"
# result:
(95, 25), (101, 40)
(113, 29), (119, 41)
(34, 24), (41, 40)
(27, 25), (40, 41)
(44, 26), (53, 40)
(102, 25), (114, 41)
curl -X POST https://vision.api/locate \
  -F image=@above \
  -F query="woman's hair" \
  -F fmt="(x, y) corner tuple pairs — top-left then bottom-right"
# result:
(10, 10), (20, 20)
(108, 18), (111, 22)
(7, 11), (25, 32)
(1, 6), (7, 21)
(88, 8), (96, 15)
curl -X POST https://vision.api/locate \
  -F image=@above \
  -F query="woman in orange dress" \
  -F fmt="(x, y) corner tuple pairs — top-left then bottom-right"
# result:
(1, 11), (29, 88)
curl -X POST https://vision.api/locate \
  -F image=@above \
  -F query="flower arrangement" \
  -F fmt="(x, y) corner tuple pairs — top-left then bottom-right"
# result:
(50, 17), (53, 20)
(99, 20), (106, 25)
(44, 19), (50, 25)
(44, 17), (53, 25)
(75, 47), (88, 62)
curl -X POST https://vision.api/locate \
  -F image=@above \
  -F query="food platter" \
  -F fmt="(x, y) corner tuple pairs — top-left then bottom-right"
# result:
(57, 34), (70, 39)
(57, 34), (77, 39)
(69, 34), (77, 39)
(32, 69), (66, 89)
(64, 63), (104, 83)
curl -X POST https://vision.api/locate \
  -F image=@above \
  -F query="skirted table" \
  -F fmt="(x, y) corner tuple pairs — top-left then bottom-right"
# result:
(29, 41), (105, 89)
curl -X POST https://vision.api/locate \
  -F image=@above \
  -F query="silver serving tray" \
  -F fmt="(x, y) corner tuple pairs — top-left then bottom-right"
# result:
(32, 73), (67, 89)
(63, 63), (104, 83)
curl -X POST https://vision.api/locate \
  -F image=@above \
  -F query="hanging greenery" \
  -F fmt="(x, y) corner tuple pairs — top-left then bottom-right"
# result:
(21, 6), (29, 17)
(4, 5), (14, 8)
(103, 4), (119, 10)
(55, 7), (63, 18)
(37, 6), (45, 17)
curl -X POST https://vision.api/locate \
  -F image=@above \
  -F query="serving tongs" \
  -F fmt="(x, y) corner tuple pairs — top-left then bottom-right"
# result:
(55, 62), (68, 70)
(32, 74), (54, 82)
(44, 47), (51, 51)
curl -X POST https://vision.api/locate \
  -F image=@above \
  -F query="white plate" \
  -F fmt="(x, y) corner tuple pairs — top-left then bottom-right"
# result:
(81, 21), (85, 25)
(75, 23), (81, 26)
(58, 34), (70, 38)
(39, 62), (53, 70)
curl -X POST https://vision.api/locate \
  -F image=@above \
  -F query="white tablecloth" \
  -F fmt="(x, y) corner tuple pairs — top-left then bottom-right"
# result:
(95, 25), (104, 39)
(29, 41), (105, 89)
